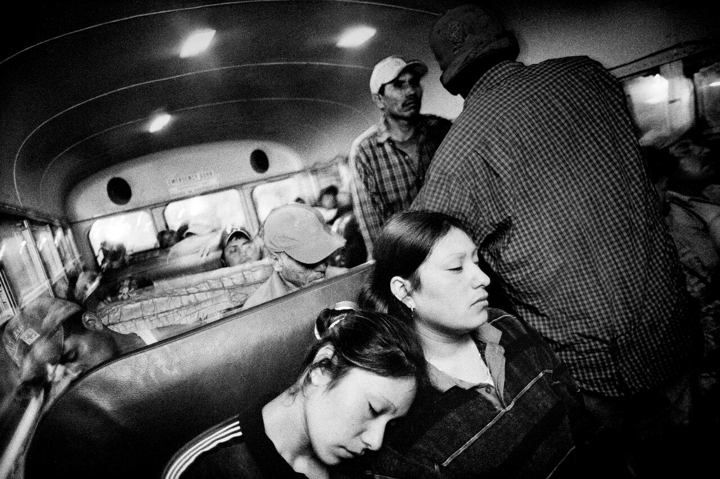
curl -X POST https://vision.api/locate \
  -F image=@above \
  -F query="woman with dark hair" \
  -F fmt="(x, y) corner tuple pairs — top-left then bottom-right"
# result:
(355, 211), (600, 478)
(174, 304), (426, 479)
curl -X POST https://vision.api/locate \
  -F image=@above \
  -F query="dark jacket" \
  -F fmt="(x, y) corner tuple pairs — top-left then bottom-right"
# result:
(344, 309), (597, 479)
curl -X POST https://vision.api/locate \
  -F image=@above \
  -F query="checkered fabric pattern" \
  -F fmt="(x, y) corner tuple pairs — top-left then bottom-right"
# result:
(349, 114), (451, 257)
(412, 57), (694, 397)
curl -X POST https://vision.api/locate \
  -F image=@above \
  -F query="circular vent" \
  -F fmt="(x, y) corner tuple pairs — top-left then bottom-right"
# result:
(250, 149), (269, 173)
(107, 177), (132, 205)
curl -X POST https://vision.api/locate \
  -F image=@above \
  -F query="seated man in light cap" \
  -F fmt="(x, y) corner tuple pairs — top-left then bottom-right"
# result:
(241, 203), (347, 310)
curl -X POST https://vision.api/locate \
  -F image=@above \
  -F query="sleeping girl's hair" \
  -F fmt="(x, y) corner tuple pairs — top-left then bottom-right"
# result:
(295, 302), (426, 392)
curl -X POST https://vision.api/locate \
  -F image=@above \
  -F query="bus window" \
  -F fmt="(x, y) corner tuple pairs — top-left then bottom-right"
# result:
(31, 224), (68, 298)
(52, 225), (81, 274)
(0, 220), (52, 307)
(695, 61), (720, 130)
(89, 211), (159, 266)
(620, 48), (720, 151)
(623, 69), (694, 147)
(252, 175), (314, 223)
(0, 267), (15, 323)
(63, 227), (82, 266)
(164, 189), (246, 232)
(310, 159), (347, 197)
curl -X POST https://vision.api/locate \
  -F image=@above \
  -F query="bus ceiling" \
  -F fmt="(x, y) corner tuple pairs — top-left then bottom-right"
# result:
(0, 0), (718, 220)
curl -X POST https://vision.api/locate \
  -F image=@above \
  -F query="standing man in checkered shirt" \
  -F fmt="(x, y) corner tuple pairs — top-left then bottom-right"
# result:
(348, 56), (452, 259)
(413, 4), (698, 476)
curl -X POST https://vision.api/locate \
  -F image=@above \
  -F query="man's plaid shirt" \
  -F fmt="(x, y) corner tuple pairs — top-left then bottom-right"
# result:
(413, 57), (694, 397)
(349, 114), (451, 257)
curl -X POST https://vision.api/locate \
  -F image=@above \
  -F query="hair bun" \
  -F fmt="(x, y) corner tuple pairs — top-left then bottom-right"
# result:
(314, 302), (358, 339)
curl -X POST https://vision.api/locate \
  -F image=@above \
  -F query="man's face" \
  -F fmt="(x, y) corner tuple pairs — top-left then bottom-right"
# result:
(22, 325), (120, 408)
(60, 328), (119, 377)
(275, 252), (329, 288)
(375, 71), (423, 120)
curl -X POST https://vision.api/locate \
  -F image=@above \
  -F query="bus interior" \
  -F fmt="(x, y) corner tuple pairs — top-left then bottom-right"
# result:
(1, 1), (719, 478)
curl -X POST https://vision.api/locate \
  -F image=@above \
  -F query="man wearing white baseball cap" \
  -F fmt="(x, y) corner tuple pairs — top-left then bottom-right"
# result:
(241, 203), (347, 310)
(348, 55), (452, 259)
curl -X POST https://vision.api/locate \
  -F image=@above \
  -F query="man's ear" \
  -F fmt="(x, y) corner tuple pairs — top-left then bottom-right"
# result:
(372, 93), (385, 111)
(308, 345), (335, 386)
(270, 252), (283, 272)
(390, 276), (415, 310)
(81, 312), (104, 332)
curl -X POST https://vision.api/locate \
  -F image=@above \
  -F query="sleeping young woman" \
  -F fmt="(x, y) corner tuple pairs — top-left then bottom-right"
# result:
(350, 211), (602, 479)
(175, 304), (427, 479)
